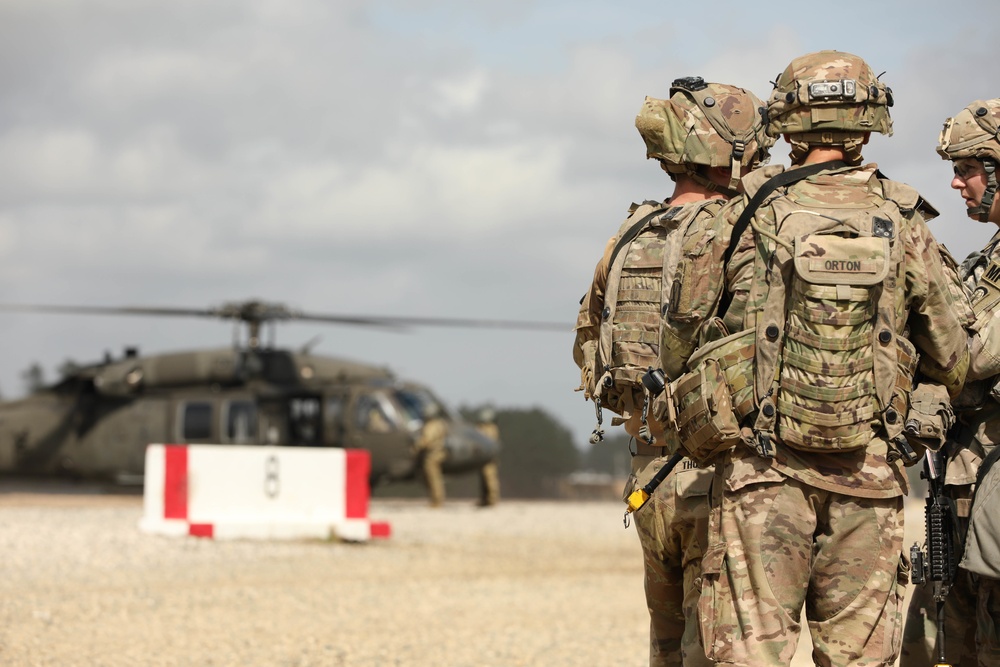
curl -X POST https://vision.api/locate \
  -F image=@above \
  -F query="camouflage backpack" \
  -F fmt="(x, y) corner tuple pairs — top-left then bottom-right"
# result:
(582, 79), (770, 442)
(591, 199), (724, 422)
(742, 165), (921, 453)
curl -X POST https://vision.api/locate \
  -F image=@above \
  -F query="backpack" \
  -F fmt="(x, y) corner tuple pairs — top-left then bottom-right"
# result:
(669, 162), (913, 462)
(745, 166), (919, 452)
(590, 199), (723, 420)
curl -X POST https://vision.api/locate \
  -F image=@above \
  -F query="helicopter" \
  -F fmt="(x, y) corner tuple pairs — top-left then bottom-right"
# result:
(0, 300), (566, 485)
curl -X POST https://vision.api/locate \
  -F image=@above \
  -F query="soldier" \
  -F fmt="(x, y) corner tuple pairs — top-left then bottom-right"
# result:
(682, 51), (970, 666)
(415, 402), (448, 507)
(901, 99), (1000, 667)
(473, 407), (501, 507)
(573, 78), (771, 666)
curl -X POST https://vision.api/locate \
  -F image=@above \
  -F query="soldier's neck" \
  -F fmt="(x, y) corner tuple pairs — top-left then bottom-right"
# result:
(798, 146), (851, 165)
(668, 176), (726, 206)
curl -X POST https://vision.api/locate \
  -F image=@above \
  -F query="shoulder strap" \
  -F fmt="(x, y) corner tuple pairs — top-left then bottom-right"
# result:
(723, 160), (848, 265)
(607, 205), (670, 269)
(717, 160), (847, 318)
(610, 199), (723, 270)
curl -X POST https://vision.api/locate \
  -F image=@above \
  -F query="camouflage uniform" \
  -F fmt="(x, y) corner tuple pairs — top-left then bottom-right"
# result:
(902, 99), (1000, 667)
(694, 52), (971, 667)
(576, 206), (719, 667)
(416, 414), (448, 507)
(573, 80), (771, 667)
(473, 409), (501, 507)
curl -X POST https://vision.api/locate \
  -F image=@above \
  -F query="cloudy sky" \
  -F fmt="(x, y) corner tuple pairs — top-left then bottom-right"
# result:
(2, 0), (999, 447)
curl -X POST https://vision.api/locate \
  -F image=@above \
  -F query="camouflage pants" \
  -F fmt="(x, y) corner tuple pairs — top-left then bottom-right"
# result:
(700, 473), (907, 666)
(628, 453), (713, 667)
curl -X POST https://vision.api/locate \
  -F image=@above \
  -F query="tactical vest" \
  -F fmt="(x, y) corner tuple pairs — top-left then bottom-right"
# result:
(960, 232), (1000, 320)
(593, 199), (723, 418)
(953, 234), (1000, 425)
(745, 167), (918, 452)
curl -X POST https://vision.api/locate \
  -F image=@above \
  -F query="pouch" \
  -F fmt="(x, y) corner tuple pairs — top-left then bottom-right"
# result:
(672, 358), (741, 465)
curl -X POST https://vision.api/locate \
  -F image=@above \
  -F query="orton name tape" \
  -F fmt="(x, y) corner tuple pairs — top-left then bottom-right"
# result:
(140, 444), (391, 541)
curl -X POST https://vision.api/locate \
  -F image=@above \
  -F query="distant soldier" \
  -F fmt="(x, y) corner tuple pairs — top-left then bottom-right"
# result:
(473, 407), (501, 507)
(415, 403), (448, 507)
(687, 51), (970, 666)
(901, 99), (1000, 667)
(573, 78), (771, 666)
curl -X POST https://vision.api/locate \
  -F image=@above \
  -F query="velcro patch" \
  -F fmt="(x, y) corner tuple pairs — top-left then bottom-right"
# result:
(793, 234), (889, 286)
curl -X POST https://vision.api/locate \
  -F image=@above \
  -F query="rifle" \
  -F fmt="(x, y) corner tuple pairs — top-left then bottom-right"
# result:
(909, 449), (958, 667)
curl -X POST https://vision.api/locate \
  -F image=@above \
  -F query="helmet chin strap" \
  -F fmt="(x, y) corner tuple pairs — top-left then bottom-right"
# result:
(688, 168), (739, 199)
(977, 158), (998, 223)
(728, 140), (746, 191)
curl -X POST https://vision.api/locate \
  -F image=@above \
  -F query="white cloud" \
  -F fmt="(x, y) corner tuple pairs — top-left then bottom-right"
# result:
(0, 125), (216, 201)
(429, 70), (490, 116)
(84, 51), (236, 102)
(255, 140), (569, 237)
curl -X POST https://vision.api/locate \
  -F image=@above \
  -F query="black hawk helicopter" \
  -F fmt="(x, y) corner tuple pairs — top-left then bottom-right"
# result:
(0, 300), (566, 485)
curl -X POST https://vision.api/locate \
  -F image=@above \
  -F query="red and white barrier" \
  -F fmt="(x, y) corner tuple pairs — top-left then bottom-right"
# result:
(140, 444), (391, 541)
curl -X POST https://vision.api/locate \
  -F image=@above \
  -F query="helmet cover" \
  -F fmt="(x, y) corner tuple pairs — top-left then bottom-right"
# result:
(636, 78), (772, 191)
(938, 99), (1000, 164)
(766, 50), (893, 139)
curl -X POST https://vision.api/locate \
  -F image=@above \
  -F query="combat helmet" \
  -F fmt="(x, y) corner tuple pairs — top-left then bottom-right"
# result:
(937, 99), (1000, 222)
(766, 50), (893, 164)
(635, 77), (773, 196)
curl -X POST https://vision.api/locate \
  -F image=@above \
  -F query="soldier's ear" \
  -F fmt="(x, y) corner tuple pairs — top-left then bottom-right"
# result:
(782, 134), (792, 145)
(862, 132), (871, 145)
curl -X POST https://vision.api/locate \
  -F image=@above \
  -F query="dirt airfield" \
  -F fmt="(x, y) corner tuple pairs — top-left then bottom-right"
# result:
(0, 483), (922, 667)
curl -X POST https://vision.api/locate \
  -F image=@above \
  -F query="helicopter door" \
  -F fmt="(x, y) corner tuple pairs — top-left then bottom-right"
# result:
(324, 393), (349, 447)
(287, 395), (323, 446)
(223, 399), (259, 444)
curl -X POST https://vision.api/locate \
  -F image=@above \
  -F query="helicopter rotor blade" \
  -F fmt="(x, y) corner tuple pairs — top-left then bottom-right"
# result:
(0, 302), (568, 332)
(297, 313), (568, 331)
(0, 303), (403, 330)
(0, 304), (217, 318)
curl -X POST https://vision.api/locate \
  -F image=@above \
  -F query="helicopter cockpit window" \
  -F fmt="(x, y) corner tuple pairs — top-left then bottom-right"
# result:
(354, 394), (396, 434)
(181, 402), (213, 440)
(393, 388), (446, 424)
(225, 400), (258, 444)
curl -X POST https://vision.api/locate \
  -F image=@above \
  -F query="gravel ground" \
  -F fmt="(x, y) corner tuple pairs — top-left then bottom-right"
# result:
(0, 484), (922, 667)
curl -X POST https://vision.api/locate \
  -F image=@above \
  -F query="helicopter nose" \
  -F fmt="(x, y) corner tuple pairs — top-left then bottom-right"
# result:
(443, 423), (500, 470)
